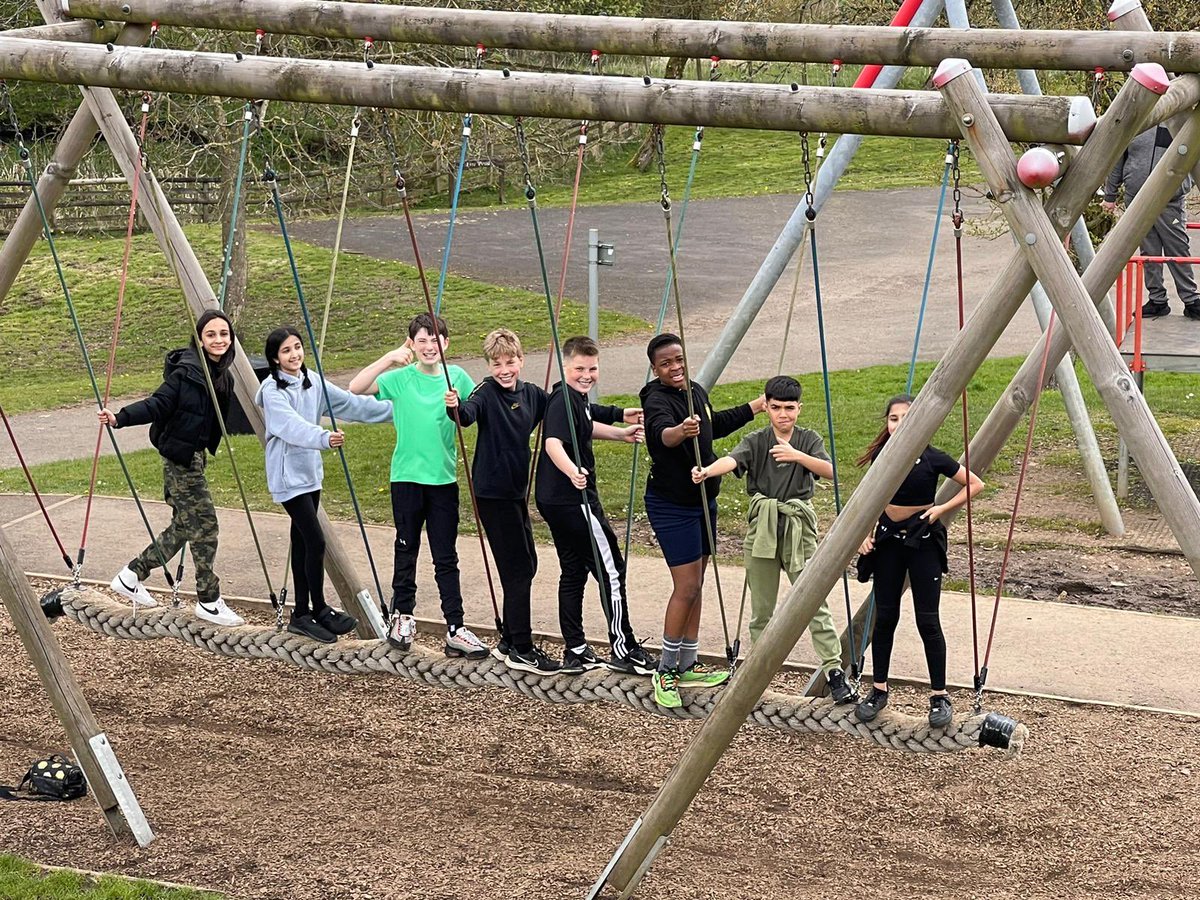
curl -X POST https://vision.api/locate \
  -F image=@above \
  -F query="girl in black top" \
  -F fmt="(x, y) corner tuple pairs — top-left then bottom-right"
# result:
(854, 394), (983, 729)
(99, 309), (245, 628)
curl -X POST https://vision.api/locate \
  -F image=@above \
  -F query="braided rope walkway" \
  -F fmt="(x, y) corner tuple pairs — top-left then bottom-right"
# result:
(60, 588), (1025, 756)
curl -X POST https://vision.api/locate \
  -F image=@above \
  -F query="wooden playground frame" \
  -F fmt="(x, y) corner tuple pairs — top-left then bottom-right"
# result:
(0, 1), (1197, 896)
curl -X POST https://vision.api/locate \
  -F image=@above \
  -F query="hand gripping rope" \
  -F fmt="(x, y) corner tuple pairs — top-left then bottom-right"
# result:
(513, 115), (617, 636)
(433, 43), (487, 316)
(380, 107), (503, 635)
(623, 57), (719, 563)
(654, 124), (736, 670)
(528, 49), (603, 499)
(216, 27), (266, 311)
(0, 78), (175, 600)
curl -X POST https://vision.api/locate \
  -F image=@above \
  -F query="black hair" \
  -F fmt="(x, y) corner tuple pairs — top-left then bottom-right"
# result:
(646, 332), (682, 364)
(264, 325), (312, 390)
(562, 335), (599, 358)
(857, 393), (915, 466)
(408, 312), (448, 340)
(193, 308), (237, 397)
(765, 375), (801, 403)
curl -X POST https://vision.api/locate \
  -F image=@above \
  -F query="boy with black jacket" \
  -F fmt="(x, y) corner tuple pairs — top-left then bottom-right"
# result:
(640, 333), (766, 709)
(533, 335), (655, 675)
(445, 328), (559, 675)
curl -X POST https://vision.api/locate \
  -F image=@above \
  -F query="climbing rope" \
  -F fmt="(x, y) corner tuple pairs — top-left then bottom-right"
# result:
(433, 43), (487, 316)
(57, 586), (1026, 756)
(948, 144), (982, 688)
(654, 124), (735, 667)
(0, 79), (174, 591)
(623, 57), (719, 562)
(379, 108), (503, 634)
(906, 140), (956, 393)
(975, 315), (1055, 711)
(216, 28), (266, 310)
(513, 115), (617, 633)
(0, 400), (72, 574)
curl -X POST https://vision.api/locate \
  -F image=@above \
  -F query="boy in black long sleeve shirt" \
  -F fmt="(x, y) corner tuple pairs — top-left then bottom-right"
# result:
(640, 333), (766, 708)
(532, 335), (655, 676)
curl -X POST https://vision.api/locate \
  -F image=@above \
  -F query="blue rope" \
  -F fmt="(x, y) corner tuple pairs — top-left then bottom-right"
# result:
(217, 102), (255, 309)
(906, 141), (954, 393)
(265, 165), (388, 617)
(433, 113), (472, 315)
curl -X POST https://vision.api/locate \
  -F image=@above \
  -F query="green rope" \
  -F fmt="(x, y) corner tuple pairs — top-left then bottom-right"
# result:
(317, 108), (361, 353)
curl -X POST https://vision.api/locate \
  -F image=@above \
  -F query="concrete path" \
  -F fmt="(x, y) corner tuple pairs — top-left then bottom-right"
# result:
(5, 491), (1197, 715)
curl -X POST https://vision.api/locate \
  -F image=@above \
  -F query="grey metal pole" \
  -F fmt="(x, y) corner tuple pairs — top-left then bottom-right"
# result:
(588, 227), (599, 402)
(985, 0), (1125, 536)
(696, 0), (947, 388)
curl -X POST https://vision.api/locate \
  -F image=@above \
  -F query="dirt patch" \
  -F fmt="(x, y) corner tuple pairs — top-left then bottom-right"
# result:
(1, 590), (1197, 899)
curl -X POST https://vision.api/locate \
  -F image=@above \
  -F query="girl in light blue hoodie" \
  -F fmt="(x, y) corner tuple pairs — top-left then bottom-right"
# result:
(257, 326), (393, 643)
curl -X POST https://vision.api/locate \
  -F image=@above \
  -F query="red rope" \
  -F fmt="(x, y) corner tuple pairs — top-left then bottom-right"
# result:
(983, 313), (1056, 670)
(0, 401), (73, 571)
(78, 93), (153, 559)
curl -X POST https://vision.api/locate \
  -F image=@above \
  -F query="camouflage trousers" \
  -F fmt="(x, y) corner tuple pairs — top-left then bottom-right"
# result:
(129, 451), (221, 603)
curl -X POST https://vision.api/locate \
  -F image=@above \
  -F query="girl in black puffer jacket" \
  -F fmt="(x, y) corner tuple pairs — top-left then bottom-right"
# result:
(98, 309), (245, 627)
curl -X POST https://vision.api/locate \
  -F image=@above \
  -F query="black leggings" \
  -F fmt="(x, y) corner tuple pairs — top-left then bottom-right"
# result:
(281, 490), (327, 617)
(870, 534), (947, 691)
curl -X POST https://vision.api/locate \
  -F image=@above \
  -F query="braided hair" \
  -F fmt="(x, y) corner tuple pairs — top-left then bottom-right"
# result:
(264, 325), (312, 390)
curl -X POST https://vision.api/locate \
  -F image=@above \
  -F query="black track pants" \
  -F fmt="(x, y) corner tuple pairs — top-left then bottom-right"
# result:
(390, 481), (464, 628)
(477, 497), (538, 650)
(869, 536), (948, 690)
(281, 490), (327, 616)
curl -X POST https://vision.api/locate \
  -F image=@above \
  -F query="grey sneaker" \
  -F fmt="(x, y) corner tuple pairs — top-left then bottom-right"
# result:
(929, 694), (954, 728)
(445, 625), (488, 660)
(387, 613), (416, 651)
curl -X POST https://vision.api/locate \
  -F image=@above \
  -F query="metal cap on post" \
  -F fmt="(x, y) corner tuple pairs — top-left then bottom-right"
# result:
(1129, 62), (1170, 94)
(1107, 0), (1143, 22)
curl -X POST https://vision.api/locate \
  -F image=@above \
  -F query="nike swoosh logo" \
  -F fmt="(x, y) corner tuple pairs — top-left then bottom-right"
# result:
(118, 576), (136, 591)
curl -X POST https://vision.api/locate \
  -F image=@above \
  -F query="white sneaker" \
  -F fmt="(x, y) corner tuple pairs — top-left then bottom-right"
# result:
(109, 566), (157, 608)
(444, 625), (488, 660)
(387, 613), (416, 651)
(195, 597), (245, 627)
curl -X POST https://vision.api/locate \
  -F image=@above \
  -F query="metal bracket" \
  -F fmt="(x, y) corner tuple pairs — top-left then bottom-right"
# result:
(87, 732), (154, 848)
(585, 817), (642, 900)
(359, 589), (387, 640)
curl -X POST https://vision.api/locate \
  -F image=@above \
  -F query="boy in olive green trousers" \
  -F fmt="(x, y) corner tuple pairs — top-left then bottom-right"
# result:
(692, 375), (853, 703)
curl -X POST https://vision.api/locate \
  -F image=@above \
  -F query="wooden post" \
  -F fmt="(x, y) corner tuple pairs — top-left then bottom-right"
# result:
(66, 0), (1200, 72)
(28, 0), (379, 637)
(0, 526), (149, 843)
(939, 94), (1200, 523)
(600, 61), (1167, 896)
(3, 20), (116, 41)
(0, 37), (1095, 143)
(936, 58), (1200, 574)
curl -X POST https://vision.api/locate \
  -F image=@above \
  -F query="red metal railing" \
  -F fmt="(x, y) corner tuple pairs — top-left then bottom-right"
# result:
(1114, 253), (1200, 373)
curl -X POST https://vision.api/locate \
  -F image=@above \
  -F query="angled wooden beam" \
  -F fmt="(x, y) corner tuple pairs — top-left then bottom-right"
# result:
(599, 62), (1168, 895)
(3, 20), (117, 41)
(0, 38), (1096, 142)
(937, 58), (1200, 572)
(66, 0), (1200, 72)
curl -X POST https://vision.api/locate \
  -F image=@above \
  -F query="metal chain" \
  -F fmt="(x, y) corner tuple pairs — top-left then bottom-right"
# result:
(363, 35), (375, 69)
(514, 116), (536, 202)
(654, 123), (670, 213)
(800, 131), (815, 220)
(1090, 67), (1105, 108)
(817, 59), (840, 164)
(951, 139), (963, 234)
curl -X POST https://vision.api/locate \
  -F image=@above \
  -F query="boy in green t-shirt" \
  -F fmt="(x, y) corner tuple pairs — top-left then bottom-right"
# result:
(693, 375), (853, 703)
(349, 312), (485, 660)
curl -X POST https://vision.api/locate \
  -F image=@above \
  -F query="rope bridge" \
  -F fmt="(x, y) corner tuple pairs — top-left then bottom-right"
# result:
(56, 587), (1027, 757)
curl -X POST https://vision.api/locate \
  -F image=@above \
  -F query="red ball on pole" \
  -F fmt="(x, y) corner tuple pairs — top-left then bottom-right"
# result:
(1017, 146), (1061, 189)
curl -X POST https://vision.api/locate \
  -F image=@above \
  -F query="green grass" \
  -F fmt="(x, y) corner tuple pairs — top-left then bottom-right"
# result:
(7, 356), (1197, 551)
(0, 225), (647, 414)
(0, 855), (220, 900)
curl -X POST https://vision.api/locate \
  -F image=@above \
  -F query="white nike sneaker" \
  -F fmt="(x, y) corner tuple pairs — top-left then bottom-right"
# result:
(109, 566), (157, 608)
(195, 597), (245, 627)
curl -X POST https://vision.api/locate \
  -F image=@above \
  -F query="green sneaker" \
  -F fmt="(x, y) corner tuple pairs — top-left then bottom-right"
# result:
(678, 663), (731, 689)
(653, 669), (682, 709)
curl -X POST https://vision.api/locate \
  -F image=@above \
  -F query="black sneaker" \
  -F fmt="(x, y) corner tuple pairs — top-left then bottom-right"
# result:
(287, 612), (336, 644)
(490, 636), (512, 663)
(1184, 304), (1200, 321)
(560, 645), (606, 675)
(929, 694), (954, 728)
(314, 606), (357, 636)
(855, 686), (889, 722)
(825, 667), (854, 704)
(607, 644), (657, 676)
(1141, 300), (1170, 318)
(505, 645), (561, 676)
